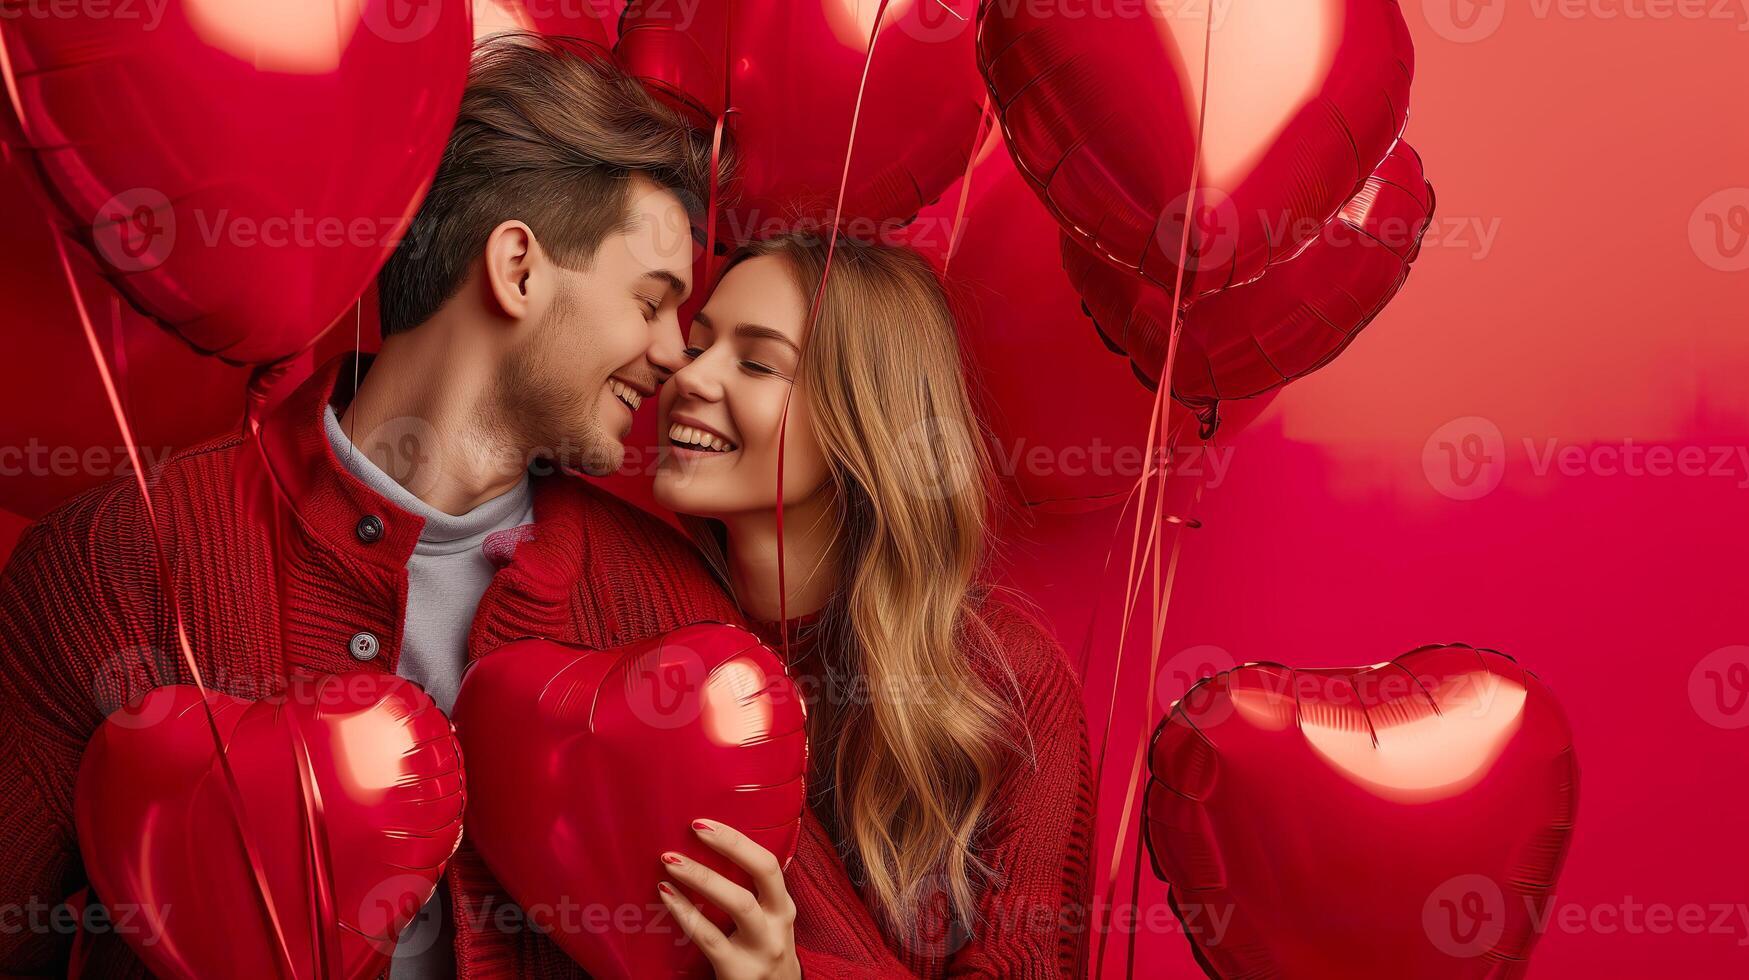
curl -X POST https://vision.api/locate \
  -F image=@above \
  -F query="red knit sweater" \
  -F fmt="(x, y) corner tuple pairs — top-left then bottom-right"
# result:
(0, 356), (1093, 978)
(752, 605), (1097, 980)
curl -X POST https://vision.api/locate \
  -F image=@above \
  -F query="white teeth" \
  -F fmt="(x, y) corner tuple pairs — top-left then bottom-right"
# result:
(668, 423), (735, 453)
(609, 379), (642, 411)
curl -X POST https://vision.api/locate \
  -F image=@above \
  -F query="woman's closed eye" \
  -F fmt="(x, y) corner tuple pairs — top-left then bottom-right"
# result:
(682, 344), (780, 378)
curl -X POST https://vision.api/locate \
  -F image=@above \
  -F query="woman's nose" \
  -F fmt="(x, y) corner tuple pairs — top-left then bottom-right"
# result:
(670, 350), (725, 402)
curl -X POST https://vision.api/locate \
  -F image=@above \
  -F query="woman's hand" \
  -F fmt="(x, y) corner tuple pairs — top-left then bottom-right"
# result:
(658, 817), (802, 980)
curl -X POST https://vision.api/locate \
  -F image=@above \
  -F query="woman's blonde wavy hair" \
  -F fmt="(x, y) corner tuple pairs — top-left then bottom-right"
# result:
(685, 232), (1022, 942)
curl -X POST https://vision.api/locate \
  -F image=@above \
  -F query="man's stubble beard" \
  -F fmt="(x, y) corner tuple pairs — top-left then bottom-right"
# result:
(496, 286), (625, 478)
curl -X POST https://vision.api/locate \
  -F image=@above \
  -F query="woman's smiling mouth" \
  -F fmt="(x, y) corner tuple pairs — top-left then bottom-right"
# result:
(667, 415), (738, 455)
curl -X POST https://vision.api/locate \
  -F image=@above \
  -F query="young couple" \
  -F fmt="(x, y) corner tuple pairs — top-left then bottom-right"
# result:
(0, 35), (1094, 980)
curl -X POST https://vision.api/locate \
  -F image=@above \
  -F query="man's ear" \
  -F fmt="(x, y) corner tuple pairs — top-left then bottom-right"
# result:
(483, 219), (543, 321)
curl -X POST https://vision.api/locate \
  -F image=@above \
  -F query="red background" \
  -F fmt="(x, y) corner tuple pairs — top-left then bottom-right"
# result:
(4, 2), (1746, 976)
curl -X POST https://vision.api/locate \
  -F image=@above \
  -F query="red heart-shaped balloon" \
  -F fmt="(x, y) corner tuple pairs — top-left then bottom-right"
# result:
(1146, 644), (1579, 979)
(979, 0), (1414, 305)
(1064, 139), (1437, 425)
(74, 672), (466, 980)
(452, 625), (808, 979)
(1, 0), (471, 365)
(617, 0), (984, 239)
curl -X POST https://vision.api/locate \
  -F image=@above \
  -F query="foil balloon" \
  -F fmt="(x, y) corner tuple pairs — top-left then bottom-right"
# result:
(977, 0), (1415, 305)
(926, 142), (1273, 512)
(74, 674), (466, 980)
(0, 0), (472, 365)
(451, 625), (808, 979)
(474, 0), (614, 48)
(0, 149), (247, 517)
(1065, 140), (1435, 428)
(616, 0), (985, 240)
(1146, 645), (1579, 978)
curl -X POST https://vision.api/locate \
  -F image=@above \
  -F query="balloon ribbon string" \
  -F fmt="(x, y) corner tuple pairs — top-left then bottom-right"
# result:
(287, 706), (344, 976)
(0, 23), (30, 136)
(775, 0), (893, 660)
(1093, 3), (1216, 975)
(1069, 467), (1155, 682)
(1126, 807), (1149, 976)
(940, 92), (994, 275)
(1089, 410), (1193, 803)
(64, 887), (92, 977)
(46, 231), (301, 979)
(703, 110), (731, 289)
(241, 311), (350, 975)
(704, 0), (735, 290)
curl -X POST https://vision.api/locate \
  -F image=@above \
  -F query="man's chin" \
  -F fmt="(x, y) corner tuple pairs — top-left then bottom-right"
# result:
(531, 424), (626, 478)
(565, 437), (628, 478)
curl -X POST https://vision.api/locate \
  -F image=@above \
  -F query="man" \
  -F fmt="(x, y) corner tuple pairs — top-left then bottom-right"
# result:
(0, 36), (750, 977)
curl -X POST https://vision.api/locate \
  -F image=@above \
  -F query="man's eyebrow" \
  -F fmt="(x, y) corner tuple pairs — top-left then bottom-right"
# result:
(643, 269), (688, 299)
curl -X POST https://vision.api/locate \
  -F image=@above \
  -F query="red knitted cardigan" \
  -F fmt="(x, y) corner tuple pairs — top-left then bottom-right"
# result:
(0, 355), (1094, 978)
(754, 604), (1097, 979)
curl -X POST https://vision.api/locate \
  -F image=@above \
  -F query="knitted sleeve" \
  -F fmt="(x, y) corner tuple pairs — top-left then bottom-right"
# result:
(0, 484), (157, 975)
(785, 598), (1096, 979)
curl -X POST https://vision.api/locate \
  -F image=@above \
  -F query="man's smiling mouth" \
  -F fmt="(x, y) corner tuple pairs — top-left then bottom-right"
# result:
(608, 378), (644, 412)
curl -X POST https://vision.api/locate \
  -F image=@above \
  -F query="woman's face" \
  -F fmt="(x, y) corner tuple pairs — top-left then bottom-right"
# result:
(653, 255), (834, 520)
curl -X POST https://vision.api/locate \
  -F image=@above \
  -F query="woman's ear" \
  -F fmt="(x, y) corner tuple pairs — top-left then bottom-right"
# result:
(483, 219), (542, 321)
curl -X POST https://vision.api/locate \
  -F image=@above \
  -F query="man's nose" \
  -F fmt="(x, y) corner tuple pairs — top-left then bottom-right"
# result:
(648, 313), (687, 379)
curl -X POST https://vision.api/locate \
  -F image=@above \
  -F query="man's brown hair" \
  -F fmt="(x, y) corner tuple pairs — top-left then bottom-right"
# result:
(377, 34), (725, 337)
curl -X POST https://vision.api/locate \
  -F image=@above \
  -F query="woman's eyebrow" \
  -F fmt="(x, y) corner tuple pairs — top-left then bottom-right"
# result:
(734, 323), (801, 354)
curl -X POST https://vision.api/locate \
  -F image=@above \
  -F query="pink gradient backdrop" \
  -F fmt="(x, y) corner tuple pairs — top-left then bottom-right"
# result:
(990, 3), (1749, 976)
(4, 2), (1745, 976)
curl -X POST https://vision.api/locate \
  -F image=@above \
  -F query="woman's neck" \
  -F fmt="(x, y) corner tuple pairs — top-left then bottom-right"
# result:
(720, 491), (843, 624)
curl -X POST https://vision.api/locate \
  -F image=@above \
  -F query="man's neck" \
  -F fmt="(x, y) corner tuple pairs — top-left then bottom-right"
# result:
(338, 317), (526, 516)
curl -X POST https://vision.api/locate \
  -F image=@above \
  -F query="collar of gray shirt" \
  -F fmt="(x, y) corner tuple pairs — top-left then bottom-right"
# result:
(322, 405), (533, 555)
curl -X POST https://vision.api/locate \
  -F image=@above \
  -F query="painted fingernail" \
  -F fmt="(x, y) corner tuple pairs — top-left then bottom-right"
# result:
(662, 852), (684, 865)
(692, 819), (715, 833)
(657, 881), (676, 897)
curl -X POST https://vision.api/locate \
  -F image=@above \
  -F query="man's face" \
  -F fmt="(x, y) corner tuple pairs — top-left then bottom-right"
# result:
(502, 176), (694, 475)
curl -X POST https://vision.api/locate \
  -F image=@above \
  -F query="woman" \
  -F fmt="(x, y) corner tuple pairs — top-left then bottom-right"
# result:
(647, 233), (1096, 979)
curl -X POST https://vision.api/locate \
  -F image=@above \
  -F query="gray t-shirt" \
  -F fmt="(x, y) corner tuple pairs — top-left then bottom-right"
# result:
(323, 406), (534, 978)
